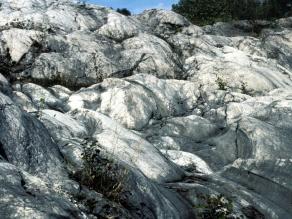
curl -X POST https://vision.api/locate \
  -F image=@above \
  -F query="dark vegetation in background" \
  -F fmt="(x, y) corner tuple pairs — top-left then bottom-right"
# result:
(172, 0), (292, 26)
(116, 8), (132, 16)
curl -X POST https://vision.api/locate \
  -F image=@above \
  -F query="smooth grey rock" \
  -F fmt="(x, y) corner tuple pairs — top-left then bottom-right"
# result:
(12, 91), (37, 112)
(121, 33), (183, 79)
(71, 108), (185, 183)
(137, 9), (191, 38)
(1, 28), (43, 63)
(38, 110), (194, 219)
(0, 92), (66, 181)
(98, 12), (142, 41)
(68, 74), (200, 130)
(161, 150), (213, 174)
(21, 83), (67, 112)
(39, 109), (88, 170)
(0, 162), (84, 219)
(0, 0), (291, 218)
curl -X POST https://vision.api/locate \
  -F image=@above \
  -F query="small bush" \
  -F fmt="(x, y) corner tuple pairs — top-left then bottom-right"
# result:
(216, 76), (228, 91)
(76, 0), (87, 9)
(36, 97), (46, 117)
(73, 145), (128, 203)
(240, 81), (249, 95)
(195, 194), (234, 219)
(116, 8), (132, 16)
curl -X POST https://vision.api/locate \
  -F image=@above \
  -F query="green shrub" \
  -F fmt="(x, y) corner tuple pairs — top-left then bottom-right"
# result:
(36, 97), (46, 117)
(195, 194), (234, 219)
(73, 145), (128, 203)
(216, 76), (228, 91)
(240, 81), (248, 95)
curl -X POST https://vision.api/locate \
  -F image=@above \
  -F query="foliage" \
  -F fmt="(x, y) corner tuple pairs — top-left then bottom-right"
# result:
(73, 145), (128, 203)
(172, 0), (232, 26)
(116, 8), (132, 16)
(240, 81), (249, 95)
(195, 194), (234, 219)
(76, 0), (87, 9)
(39, 97), (45, 108)
(172, 0), (292, 26)
(216, 76), (228, 91)
(36, 97), (46, 117)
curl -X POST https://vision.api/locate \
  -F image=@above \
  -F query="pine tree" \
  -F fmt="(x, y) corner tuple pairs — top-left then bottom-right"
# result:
(172, 0), (292, 26)
(172, 0), (232, 25)
(116, 8), (131, 16)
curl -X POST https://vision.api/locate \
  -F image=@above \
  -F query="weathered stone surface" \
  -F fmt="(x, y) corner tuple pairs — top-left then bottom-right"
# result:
(98, 12), (142, 41)
(0, 162), (83, 219)
(71, 108), (185, 183)
(0, 92), (66, 181)
(0, 0), (292, 218)
(38, 109), (194, 218)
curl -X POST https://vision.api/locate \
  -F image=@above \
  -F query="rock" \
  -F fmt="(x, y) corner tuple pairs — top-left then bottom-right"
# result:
(276, 17), (292, 28)
(48, 84), (72, 101)
(98, 12), (142, 41)
(0, 0), (292, 218)
(12, 91), (37, 112)
(222, 159), (292, 218)
(29, 32), (122, 88)
(98, 77), (157, 130)
(237, 117), (292, 160)
(185, 41), (292, 94)
(242, 205), (265, 219)
(202, 20), (272, 37)
(226, 89), (292, 129)
(0, 162), (83, 219)
(261, 29), (292, 69)
(161, 150), (213, 174)
(137, 9), (191, 38)
(37, 109), (194, 218)
(21, 83), (68, 112)
(0, 92), (66, 181)
(39, 110), (88, 170)
(122, 164), (195, 218)
(121, 34), (183, 79)
(68, 74), (200, 130)
(1, 28), (43, 63)
(71, 109), (185, 183)
(144, 115), (220, 142)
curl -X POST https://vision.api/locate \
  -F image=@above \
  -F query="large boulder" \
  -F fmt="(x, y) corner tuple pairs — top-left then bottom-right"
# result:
(0, 162), (83, 219)
(98, 12), (142, 41)
(0, 92), (66, 181)
(68, 74), (200, 130)
(71, 109), (185, 183)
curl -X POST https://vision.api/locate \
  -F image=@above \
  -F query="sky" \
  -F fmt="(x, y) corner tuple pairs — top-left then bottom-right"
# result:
(88, 0), (179, 14)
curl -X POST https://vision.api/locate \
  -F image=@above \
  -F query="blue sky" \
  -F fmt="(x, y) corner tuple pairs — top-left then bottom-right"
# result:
(88, 0), (178, 14)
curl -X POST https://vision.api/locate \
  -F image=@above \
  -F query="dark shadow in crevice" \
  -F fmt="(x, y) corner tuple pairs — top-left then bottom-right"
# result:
(0, 141), (8, 161)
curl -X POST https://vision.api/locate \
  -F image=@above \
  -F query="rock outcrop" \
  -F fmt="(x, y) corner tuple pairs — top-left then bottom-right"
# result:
(0, 0), (292, 218)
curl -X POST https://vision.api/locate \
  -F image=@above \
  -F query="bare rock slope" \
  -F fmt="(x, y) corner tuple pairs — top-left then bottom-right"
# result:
(0, 0), (292, 218)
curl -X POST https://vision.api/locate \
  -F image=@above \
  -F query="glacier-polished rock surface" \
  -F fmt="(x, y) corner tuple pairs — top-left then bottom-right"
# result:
(0, 0), (292, 218)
